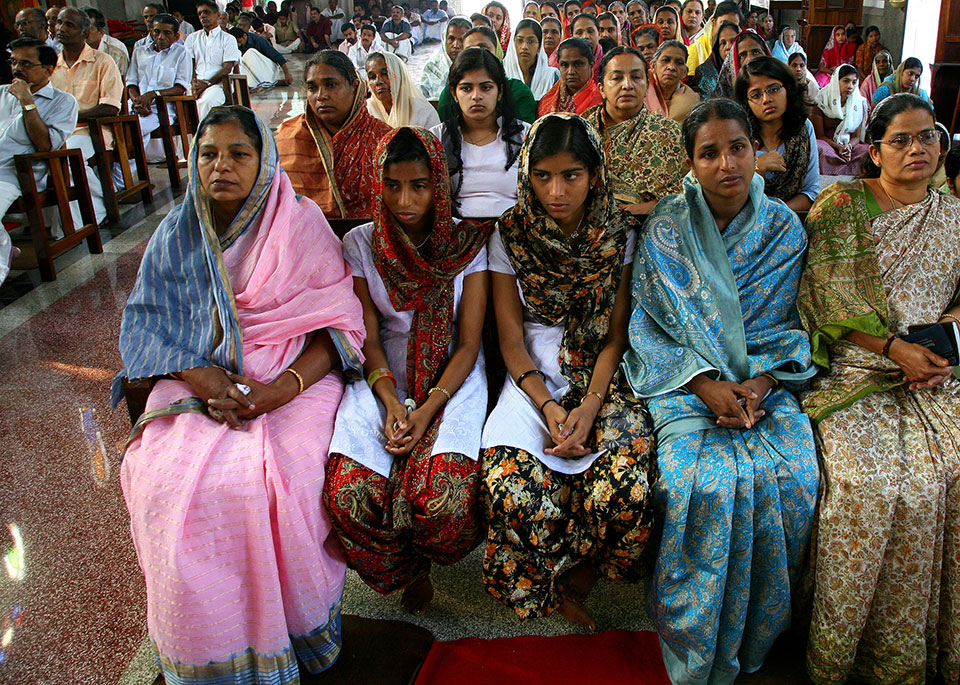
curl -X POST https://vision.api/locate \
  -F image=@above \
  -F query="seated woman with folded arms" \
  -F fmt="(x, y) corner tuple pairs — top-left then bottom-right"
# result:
(431, 47), (529, 221)
(582, 46), (686, 216)
(482, 114), (654, 632)
(324, 127), (489, 616)
(736, 55), (820, 211)
(115, 107), (365, 685)
(799, 92), (960, 685)
(624, 99), (819, 684)
(277, 50), (391, 218)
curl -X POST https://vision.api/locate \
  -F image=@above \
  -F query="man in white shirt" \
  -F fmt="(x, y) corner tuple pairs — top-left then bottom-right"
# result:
(127, 14), (191, 162)
(337, 23), (357, 54)
(173, 10), (197, 38)
(379, 6), (413, 61)
(134, 3), (167, 51)
(321, 0), (345, 42)
(420, 0), (447, 43)
(83, 7), (129, 76)
(184, 0), (240, 119)
(0, 38), (79, 280)
(14, 9), (60, 54)
(348, 24), (383, 78)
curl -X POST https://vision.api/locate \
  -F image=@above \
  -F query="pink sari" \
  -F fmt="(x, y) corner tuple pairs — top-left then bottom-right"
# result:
(121, 133), (365, 681)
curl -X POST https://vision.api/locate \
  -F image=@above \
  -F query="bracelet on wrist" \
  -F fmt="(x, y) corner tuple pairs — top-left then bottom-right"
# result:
(283, 367), (304, 395)
(761, 372), (779, 387)
(428, 386), (451, 402)
(881, 334), (897, 359)
(367, 367), (397, 389)
(516, 369), (545, 387)
(539, 397), (559, 414)
(581, 390), (603, 406)
(941, 314), (960, 327)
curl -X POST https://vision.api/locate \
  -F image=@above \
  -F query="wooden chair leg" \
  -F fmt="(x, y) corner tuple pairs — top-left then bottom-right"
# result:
(68, 154), (103, 256)
(88, 123), (121, 223)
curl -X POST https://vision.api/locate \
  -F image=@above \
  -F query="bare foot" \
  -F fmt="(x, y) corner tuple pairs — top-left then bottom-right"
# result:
(556, 561), (599, 631)
(558, 597), (597, 632)
(400, 575), (434, 615)
(557, 561), (598, 602)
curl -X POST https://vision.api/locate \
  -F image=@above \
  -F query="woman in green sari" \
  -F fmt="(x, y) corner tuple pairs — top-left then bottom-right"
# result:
(799, 93), (960, 684)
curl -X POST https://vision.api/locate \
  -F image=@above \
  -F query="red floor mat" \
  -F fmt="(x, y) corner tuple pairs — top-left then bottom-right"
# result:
(415, 629), (671, 685)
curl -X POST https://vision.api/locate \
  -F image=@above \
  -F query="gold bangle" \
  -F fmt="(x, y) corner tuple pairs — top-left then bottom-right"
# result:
(761, 372), (779, 387)
(283, 367), (304, 395)
(429, 386), (451, 402)
(582, 390), (603, 405)
(941, 314), (960, 327)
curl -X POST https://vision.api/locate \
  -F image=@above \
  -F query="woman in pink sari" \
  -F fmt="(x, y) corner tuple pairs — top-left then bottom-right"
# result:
(815, 25), (855, 87)
(113, 106), (365, 684)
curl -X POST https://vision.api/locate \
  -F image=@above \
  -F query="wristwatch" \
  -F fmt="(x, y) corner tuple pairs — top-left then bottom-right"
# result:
(21, 103), (37, 112)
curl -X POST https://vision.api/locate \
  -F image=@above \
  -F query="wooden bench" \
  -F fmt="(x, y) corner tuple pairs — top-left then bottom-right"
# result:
(88, 115), (154, 223)
(154, 94), (200, 190)
(8, 148), (102, 281)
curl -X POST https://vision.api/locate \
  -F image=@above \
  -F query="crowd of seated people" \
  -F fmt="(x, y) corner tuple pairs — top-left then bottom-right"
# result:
(4, 1), (960, 685)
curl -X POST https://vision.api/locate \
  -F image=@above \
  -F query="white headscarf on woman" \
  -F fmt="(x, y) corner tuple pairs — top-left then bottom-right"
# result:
(815, 64), (867, 146)
(503, 18), (560, 100)
(366, 50), (441, 129)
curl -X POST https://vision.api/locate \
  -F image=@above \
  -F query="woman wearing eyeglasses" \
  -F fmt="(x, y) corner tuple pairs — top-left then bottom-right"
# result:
(735, 56), (819, 212)
(799, 93), (960, 684)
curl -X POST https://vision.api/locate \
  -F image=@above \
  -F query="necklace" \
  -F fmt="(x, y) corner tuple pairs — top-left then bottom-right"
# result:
(413, 230), (432, 250)
(463, 128), (498, 146)
(877, 178), (909, 210)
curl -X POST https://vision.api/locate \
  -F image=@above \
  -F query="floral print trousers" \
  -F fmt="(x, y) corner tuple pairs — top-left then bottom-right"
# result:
(323, 451), (481, 595)
(480, 446), (653, 618)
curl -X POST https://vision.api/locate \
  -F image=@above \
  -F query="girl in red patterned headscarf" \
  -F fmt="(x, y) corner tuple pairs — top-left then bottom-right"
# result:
(324, 126), (491, 614)
(484, 0), (512, 52)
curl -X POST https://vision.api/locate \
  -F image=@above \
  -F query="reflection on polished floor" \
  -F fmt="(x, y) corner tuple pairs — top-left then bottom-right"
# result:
(0, 43), (809, 684)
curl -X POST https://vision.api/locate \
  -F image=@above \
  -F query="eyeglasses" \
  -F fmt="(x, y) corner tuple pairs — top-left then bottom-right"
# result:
(7, 58), (41, 69)
(746, 83), (782, 102)
(874, 129), (940, 150)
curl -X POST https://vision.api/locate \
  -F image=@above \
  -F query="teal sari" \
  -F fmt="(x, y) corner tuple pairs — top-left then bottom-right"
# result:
(624, 175), (819, 684)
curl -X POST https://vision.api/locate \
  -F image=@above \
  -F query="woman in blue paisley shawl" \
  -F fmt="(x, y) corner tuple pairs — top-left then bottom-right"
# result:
(623, 99), (819, 685)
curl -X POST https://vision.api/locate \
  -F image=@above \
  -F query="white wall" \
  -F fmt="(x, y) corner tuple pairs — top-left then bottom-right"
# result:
(901, 0), (939, 92)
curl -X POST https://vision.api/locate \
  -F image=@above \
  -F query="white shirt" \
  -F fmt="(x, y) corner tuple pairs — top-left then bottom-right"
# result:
(329, 222), (488, 477)
(321, 5), (345, 40)
(0, 83), (78, 183)
(430, 120), (531, 218)
(347, 38), (383, 78)
(185, 25), (241, 80)
(180, 20), (196, 37)
(126, 42), (192, 94)
(481, 227), (636, 474)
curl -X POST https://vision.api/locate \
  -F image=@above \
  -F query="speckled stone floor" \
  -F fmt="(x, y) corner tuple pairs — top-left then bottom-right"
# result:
(0, 41), (813, 684)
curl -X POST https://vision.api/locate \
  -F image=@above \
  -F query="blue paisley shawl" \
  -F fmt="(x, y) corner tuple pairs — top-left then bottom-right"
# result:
(623, 174), (819, 685)
(111, 109), (361, 411)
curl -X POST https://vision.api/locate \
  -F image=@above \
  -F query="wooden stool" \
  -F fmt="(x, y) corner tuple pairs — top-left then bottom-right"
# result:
(154, 94), (200, 190)
(88, 115), (154, 223)
(8, 148), (103, 281)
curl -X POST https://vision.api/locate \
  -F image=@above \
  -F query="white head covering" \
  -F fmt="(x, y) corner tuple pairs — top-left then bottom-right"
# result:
(366, 50), (439, 128)
(503, 20), (560, 100)
(816, 65), (867, 146)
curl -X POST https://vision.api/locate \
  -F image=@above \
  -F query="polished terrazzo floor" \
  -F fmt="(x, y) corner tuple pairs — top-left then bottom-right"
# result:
(0, 42), (810, 684)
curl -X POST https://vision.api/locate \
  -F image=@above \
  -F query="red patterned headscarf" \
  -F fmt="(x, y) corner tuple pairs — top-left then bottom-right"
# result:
(370, 127), (491, 407)
(484, 1), (512, 52)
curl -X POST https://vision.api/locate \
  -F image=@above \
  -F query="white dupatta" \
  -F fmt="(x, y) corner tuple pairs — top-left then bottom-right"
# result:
(816, 66), (867, 145)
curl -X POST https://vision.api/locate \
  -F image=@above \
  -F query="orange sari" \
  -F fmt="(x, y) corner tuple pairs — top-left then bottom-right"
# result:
(536, 79), (602, 117)
(276, 82), (392, 219)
